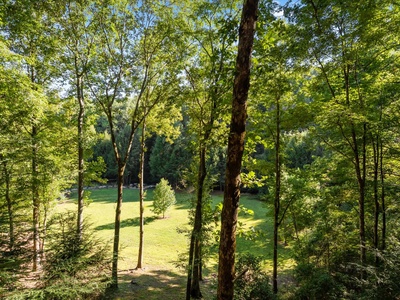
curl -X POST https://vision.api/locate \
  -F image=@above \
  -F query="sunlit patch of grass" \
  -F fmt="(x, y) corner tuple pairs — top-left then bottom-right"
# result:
(56, 187), (294, 298)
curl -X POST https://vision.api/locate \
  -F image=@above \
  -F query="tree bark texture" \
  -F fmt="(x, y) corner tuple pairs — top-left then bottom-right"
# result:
(217, 1), (258, 299)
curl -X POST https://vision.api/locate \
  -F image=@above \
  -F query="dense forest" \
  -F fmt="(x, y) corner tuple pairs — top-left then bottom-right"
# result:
(1, 0), (400, 299)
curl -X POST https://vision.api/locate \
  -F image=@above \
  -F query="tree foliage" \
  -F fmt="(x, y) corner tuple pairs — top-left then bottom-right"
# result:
(151, 178), (176, 219)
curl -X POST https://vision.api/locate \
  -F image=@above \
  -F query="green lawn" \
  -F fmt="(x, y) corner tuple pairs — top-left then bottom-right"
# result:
(57, 187), (293, 299)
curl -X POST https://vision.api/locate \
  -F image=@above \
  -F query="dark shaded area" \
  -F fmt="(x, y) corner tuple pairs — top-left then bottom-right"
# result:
(95, 216), (157, 231)
(102, 268), (215, 300)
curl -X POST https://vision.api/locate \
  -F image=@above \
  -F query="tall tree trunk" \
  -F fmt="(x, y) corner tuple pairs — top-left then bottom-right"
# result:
(111, 164), (125, 288)
(187, 146), (206, 299)
(273, 95), (281, 294)
(217, 1), (258, 298)
(2, 158), (14, 250)
(186, 232), (196, 300)
(345, 63), (366, 267)
(32, 125), (40, 271)
(380, 140), (386, 251)
(372, 136), (380, 261)
(136, 121), (146, 269)
(76, 73), (85, 241)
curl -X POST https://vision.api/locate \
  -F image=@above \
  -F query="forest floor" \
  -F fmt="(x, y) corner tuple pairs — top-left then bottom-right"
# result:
(104, 267), (216, 299)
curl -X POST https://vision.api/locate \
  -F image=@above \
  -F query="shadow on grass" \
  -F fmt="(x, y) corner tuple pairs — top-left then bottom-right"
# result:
(95, 216), (157, 231)
(102, 268), (216, 300)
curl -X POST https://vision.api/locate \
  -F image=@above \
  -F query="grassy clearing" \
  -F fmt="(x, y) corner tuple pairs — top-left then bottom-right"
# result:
(57, 188), (293, 299)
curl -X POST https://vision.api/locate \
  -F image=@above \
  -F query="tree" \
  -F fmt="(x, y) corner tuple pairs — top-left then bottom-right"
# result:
(87, 0), (184, 287)
(287, 0), (399, 271)
(217, 0), (259, 299)
(1, 0), (76, 271)
(180, 1), (239, 297)
(136, 104), (181, 269)
(151, 178), (176, 219)
(53, 0), (99, 241)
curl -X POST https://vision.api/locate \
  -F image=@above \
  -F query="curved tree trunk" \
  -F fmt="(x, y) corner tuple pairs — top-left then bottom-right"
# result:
(217, 1), (258, 298)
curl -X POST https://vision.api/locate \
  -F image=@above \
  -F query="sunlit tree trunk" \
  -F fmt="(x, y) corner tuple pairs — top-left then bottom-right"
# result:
(136, 121), (146, 269)
(111, 163), (126, 287)
(76, 71), (85, 242)
(217, 1), (258, 298)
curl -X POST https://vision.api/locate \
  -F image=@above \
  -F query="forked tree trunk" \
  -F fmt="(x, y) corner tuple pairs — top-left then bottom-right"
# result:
(217, 1), (258, 299)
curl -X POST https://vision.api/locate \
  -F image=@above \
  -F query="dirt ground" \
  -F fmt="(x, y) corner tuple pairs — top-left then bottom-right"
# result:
(103, 266), (217, 300)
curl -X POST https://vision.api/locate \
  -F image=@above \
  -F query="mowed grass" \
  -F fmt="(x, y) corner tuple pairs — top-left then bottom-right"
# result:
(56, 188), (293, 299)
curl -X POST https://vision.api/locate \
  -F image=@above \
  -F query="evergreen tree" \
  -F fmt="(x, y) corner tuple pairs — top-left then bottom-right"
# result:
(151, 178), (176, 219)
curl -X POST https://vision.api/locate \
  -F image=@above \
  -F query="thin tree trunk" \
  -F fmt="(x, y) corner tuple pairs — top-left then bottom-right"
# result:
(380, 140), (386, 251)
(186, 232), (196, 300)
(136, 122), (146, 269)
(345, 63), (366, 267)
(111, 165), (125, 288)
(217, 1), (258, 298)
(32, 125), (40, 271)
(40, 201), (49, 262)
(273, 95), (281, 294)
(2, 158), (14, 250)
(372, 136), (379, 259)
(76, 73), (85, 241)
(189, 146), (207, 299)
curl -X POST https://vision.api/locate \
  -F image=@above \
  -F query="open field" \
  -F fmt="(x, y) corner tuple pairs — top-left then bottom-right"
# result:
(58, 188), (294, 299)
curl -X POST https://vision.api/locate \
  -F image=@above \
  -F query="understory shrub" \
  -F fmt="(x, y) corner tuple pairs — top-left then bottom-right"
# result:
(234, 253), (274, 300)
(8, 211), (111, 300)
(293, 262), (344, 300)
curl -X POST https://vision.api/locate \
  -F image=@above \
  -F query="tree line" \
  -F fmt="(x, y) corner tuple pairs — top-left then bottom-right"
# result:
(1, 0), (400, 299)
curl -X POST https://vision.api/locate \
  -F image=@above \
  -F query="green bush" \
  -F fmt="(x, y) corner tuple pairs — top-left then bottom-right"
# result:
(293, 262), (344, 300)
(151, 178), (176, 218)
(234, 253), (274, 300)
(9, 211), (111, 300)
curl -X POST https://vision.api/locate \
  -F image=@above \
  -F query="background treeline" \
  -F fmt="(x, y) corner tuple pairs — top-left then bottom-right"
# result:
(1, 0), (400, 299)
